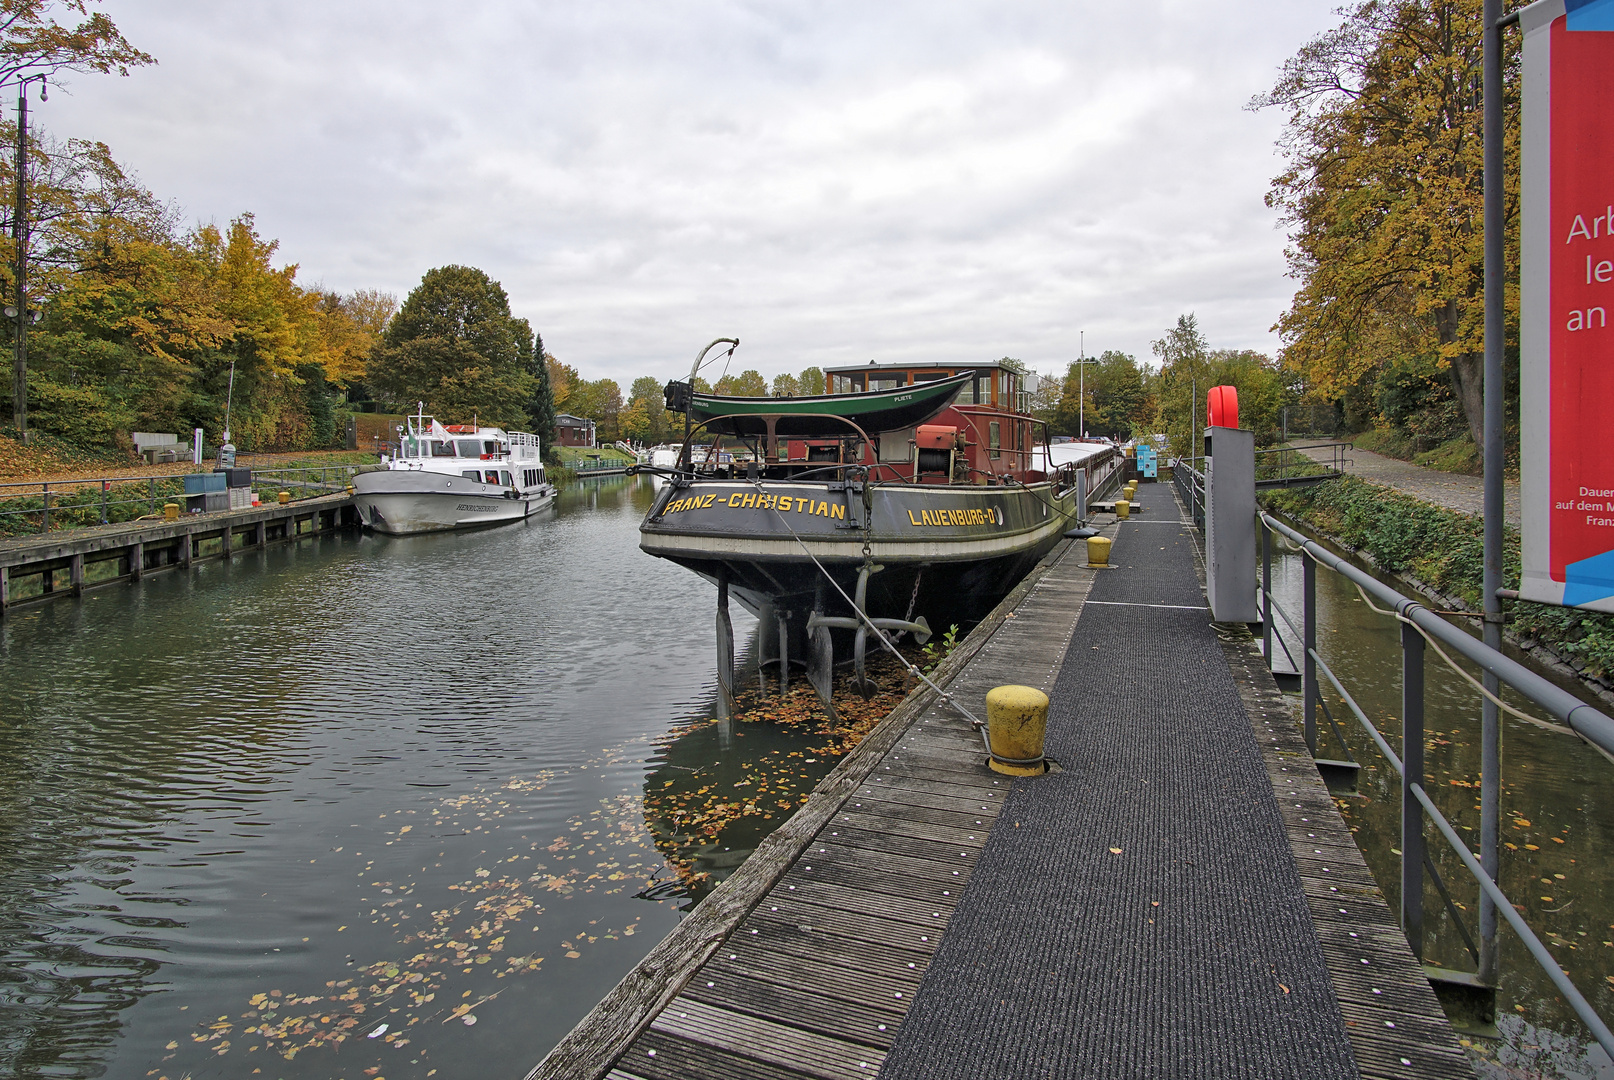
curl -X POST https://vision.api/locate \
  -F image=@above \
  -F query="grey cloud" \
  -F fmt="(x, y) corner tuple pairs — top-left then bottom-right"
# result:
(44, 0), (1338, 381)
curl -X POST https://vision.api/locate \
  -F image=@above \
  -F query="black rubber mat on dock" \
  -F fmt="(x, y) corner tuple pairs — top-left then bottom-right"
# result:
(878, 484), (1359, 1080)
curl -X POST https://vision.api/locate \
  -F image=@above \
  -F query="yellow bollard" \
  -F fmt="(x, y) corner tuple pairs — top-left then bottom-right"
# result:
(1086, 535), (1112, 566)
(278, 490), (291, 505)
(1115, 498), (1130, 519)
(1125, 482), (1138, 499)
(162, 502), (180, 521)
(986, 685), (1050, 776)
(346, 484), (355, 495)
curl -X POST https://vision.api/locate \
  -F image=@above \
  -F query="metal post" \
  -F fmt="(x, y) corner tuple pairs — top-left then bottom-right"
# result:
(39, 482), (47, 532)
(149, 477), (156, 515)
(778, 612), (789, 694)
(1302, 553), (1317, 755)
(1262, 520), (1273, 667)
(11, 85), (26, 439)
(1478, 0), (1505, 986)
(100, 480), (108, 525)
(715, 575), (734, 719)
(1401, 619), (1426, 960)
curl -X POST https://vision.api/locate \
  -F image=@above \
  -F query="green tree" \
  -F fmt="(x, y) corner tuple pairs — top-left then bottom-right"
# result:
(568, 377), (623, 443)
(367, 265), (534, 429)
(623, 374), (674, 444)
(770, 372), (800, 397)
(1153, 315), (1292, 455)
(715, 369), (767, 396)
(797, 366), (825, 396)
(525, 330), (556, 444)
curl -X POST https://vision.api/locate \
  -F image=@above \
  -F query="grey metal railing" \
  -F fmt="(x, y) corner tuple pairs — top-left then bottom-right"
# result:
(1258, 510), (1614, 1058)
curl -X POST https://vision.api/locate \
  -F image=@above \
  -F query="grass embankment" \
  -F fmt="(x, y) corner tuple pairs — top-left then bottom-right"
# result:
(550, 445), (635, 466)
(1262, 475), (1614, 685)
(1347, 427), (1523, 480)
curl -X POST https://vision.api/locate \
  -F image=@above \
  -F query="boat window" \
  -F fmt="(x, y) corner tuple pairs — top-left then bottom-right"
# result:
(461, 470), (481, 480)
(869, 376), (904, 390)
(955, 377), (975, 405)
(485, 441), (503, 456)
(432, 441), (456, 457)
(913, 371), (949, 382)
(403, 438), (421, 457)
(989, 421), (1001, 458)
(456, 439), (482, 458)
(482, 470), (498, 484)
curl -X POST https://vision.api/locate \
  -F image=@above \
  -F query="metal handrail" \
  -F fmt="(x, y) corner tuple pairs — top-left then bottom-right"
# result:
(1257, 508), (1614, 1058)
(0, 465), (365, 534)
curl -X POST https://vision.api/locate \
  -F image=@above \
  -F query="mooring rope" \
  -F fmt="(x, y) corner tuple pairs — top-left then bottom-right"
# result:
(742, 475), (994, 751)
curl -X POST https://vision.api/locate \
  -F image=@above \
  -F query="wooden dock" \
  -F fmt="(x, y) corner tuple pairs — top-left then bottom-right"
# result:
(529, 484), (1472, 1079)
(0, 493), (357, 615)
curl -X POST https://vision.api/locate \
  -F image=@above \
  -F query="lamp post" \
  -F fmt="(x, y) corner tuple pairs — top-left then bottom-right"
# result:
(1074, 331), (1099, 438)
(9, 74), (45, 441)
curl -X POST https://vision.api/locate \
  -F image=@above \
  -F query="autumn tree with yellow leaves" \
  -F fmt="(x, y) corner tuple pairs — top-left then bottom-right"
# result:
(1253, 0), (1519, 453)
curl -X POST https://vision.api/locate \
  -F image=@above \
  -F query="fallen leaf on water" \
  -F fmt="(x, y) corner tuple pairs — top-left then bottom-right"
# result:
(462, 1014), (477, 1026)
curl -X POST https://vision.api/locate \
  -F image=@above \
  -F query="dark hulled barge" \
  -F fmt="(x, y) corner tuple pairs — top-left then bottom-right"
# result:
(637, 353), (1122, 715)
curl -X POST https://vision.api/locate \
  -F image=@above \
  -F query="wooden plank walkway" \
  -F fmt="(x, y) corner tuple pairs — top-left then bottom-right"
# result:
(0, 493), (356, 615)
(529, 489), (1472, 1080)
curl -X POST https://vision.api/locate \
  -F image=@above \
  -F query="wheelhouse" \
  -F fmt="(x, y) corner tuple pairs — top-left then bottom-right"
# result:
(801, 359), (1040, 484)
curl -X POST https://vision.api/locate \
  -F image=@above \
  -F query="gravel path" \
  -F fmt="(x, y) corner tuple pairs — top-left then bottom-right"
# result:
(1290, 441), (1521, 527)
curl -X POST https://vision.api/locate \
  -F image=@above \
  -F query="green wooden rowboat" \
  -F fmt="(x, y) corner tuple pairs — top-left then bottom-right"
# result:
(689, 372), (971, 438)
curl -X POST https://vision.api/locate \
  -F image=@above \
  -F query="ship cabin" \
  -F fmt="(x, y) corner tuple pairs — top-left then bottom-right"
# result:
(392, 418), (546, 487)
(792, 359), (1041, 486)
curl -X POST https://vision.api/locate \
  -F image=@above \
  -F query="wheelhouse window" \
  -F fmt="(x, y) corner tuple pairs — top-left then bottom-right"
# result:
(431, 440), (455, 457)
(869, 375), (904, 390)
(461, 470), (481, 480)
(456, 439), (482, 458)
(484, 440), (503, 456)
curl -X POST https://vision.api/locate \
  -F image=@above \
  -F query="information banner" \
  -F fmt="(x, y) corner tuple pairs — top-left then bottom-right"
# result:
(1520, 0), (1614, 612)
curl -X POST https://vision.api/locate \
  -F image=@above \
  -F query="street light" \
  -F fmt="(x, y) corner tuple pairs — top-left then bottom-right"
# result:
(9, 74), (46, 441)
(1074, 330), (1099, 438)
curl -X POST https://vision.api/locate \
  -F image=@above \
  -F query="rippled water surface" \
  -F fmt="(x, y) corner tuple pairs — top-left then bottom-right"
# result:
(0, 476), (838, 1080)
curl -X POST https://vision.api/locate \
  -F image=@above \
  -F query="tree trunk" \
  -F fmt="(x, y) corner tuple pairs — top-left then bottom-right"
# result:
(1436, 299), (1484, 449)
(1448, 351), (1484, 449)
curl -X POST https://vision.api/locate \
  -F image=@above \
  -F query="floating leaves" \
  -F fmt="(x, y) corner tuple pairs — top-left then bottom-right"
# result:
(168, 644), (927, 1074)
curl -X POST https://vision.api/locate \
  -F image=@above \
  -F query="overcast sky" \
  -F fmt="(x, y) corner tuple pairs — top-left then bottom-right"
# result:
(41, 0), (1338, 386)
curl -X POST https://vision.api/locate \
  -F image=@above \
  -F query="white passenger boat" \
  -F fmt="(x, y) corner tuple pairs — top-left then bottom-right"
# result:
(351, 411), (555, 535)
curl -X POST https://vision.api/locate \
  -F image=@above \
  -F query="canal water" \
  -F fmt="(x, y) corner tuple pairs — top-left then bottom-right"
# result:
(0, 476), (854, 1080)
(5, 478), (1611, 1079)
(1266, 545), (1614, 1080)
